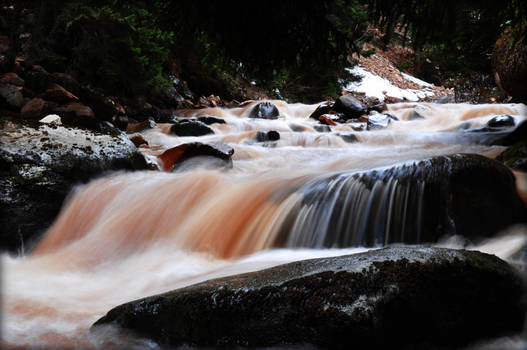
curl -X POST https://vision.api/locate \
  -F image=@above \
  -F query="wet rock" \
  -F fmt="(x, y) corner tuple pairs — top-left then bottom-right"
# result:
(279, 154), (527, 248)
(333, 94), (368, 119)
(20, 97), (48, 119)
(0, 72), (24, 87)
(498, 141), (527, 171)
(92, 247), (524, 349)
(384, 113), (399, 121)
(338, 132), (359, 143)
(407, 110), (425, 120)
(159, 142), (234, 172)
(170, 120), (214, 137)
(0, 83), (24, 110)
(126, 120), (156, 134)
(129, 134), (149, 148)
(314, 125), (331, 132)
(256, 130), (280, 142)
(308, 102), (333, 120)
(501, 119), (527, 146)
(0, 119), (147, 253)
(487, 114), (515, 128)
(195, 115), (226, 125)
(249, 101), (279, 119)
(366, 111), (391, 130)
(39, 114), (61, 125)
(319, 114), (338, 126)
(39, 83), (79, 104)
(349, 122), (367, 131)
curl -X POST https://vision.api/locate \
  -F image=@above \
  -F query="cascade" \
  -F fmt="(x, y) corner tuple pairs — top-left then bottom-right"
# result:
(2, 100), (527, 349)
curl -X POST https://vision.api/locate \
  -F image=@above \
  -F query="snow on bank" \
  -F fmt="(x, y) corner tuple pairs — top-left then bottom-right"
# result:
(343, 66), (439, 102)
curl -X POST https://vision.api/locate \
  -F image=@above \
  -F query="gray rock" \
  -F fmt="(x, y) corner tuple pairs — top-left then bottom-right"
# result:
(333, 94), (368, 119)
(0, 119), (147, 253)
(0, 83), (24, 110)
(92, 247), (525, 349)
(249, 102), (280, 119)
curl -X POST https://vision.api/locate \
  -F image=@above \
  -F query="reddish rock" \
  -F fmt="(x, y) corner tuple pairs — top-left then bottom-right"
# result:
(493, 25), (527, 100)
(21, 98), (47, 119)
(0, 73), (24, 87)
(126, 120), (156, 134)
(54, 102), (95, 119)
(129, 134), (149, 148)
(319, 114), (337, 126)
(39, 84), (79, 103)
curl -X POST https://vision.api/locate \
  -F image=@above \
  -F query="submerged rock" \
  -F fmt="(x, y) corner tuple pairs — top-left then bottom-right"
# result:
(249, 101), (280, 119)
(0, 119), (147, 252)
(170, 120), (214, 137)
(277, 154), (527, 248)
(256, 130), (280, 142)
(92, 247), (524, 349)
(195, 115), (226, 125)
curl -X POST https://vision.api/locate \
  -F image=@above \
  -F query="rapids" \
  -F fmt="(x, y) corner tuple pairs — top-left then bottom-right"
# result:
(2, 100), (527, 349)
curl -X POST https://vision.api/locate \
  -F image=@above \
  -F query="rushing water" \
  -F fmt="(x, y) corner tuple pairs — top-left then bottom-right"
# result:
(2, 101), (527, 349)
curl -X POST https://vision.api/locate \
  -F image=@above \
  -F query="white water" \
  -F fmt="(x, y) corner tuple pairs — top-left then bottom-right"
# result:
(2, 100), (527, 349)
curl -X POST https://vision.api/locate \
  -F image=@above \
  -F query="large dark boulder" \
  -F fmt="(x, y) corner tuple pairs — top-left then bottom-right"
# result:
(0, 118), (147, 253)
(493, 24), (527, 101)
(276, 154), (527, 248)
(333, 94), (368, 120)
(92, 247), (524, 349)
(248, 101), (280, 119)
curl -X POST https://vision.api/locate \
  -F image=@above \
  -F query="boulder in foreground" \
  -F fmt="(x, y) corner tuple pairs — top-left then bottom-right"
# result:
(92, 247), (524, 349)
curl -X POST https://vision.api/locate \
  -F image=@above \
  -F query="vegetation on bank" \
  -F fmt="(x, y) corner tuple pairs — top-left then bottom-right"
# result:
(0, 0), (525, 103)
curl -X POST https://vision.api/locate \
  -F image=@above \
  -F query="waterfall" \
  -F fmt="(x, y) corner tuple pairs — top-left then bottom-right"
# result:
(2, 100), (527, 349)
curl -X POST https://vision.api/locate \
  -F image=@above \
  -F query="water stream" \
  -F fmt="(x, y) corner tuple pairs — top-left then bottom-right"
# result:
(2, 101), (527, 349)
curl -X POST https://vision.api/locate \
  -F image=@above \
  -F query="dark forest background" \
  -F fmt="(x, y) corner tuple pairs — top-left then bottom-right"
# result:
(1, 0), (525, 103)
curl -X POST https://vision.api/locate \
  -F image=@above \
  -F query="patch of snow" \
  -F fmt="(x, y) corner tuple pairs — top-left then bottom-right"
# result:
(401, 72), (434, 87)
(343, 66), (438, 102)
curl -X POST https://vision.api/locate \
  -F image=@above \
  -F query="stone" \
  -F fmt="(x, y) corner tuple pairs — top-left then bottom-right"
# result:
(92, 247), (524, 349)
(280, 154), (527, 247)
(39, 84), (79, 103)
(333, 94), (368, 119)
(195, 115), (226, 125)
(0, 83), (24, 110)
(170, 120), (214, 137)
(39, 114), (61, 125)
(54, 102), (95, 120)
(0, 119), (147, 253)
(248, 101), (280, 119)
(0, 72), (24, 86)
(498, 141), (527, 171)
(493, 24), (527, 101)
(314, 125), (331, 132)
(256, 130), (280, 142)
(407, 110), (425, 120)
(319, 114), (338, 126)
(20, 97), (47, 119)
(126, 120), (156, 134)
(129, 134), (149, 148)
(308, 102), (333, 120)
(349, 122), (367, 131)
(339, 132), (359, 143)
(487, 114), (515, 129)
(158, 142), (234, 172)
(366, 111), (391, 130)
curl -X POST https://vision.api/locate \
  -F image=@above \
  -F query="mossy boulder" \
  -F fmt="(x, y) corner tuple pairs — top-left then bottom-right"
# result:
(493, 23), (527, 101)
(0, 118), (147, 253)
(92, 247), (525, 349)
